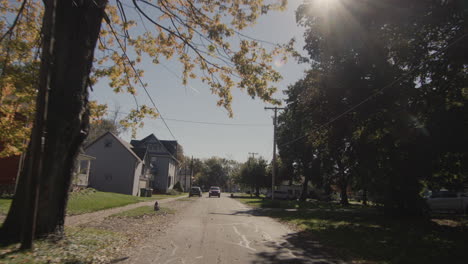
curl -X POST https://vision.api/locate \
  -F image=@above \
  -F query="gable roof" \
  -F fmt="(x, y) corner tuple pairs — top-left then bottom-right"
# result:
(85, 132), (142, 163)
(131, 133), (180, 163)
(161, 140), (178, 156)
(132, 147), (147, 160)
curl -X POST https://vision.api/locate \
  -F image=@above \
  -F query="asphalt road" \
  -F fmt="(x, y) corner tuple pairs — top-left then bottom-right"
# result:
(123, 194), (344, 264)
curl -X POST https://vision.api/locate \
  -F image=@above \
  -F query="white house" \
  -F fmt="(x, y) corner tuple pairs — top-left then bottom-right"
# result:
(84, 132), (147, 196)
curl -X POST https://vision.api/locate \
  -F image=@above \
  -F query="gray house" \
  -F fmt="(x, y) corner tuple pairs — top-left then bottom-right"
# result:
(130, 134), (180, 193)
(85, 132), (147, 196)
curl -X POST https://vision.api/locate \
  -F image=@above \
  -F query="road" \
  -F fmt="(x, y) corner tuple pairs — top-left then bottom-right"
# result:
(123, 194), (344, 264)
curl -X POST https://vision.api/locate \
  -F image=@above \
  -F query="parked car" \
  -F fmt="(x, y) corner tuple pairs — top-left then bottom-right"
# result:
(189, 187), (202, 197)
(265, 190), (292, 200)
(209, 186), (221, 198)
(426, 191), (468, 214)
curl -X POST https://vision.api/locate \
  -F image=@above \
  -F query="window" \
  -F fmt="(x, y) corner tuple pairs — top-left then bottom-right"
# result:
(168, 176), (172, 188)
(148, 144), (158, 151)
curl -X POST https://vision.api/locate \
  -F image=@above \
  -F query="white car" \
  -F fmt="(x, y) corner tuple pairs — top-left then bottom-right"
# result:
(426, 191), (468, 214)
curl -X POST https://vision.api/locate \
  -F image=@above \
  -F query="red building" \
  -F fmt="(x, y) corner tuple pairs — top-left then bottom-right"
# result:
(0, 154), (21, 195)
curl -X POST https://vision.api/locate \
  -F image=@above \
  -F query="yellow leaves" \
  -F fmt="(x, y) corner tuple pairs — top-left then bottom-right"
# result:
(119, 106), (159, 138)
(88, 101), (108, 124)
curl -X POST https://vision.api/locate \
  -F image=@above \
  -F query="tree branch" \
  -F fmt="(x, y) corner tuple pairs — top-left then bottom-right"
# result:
(0, 0), (28, 43)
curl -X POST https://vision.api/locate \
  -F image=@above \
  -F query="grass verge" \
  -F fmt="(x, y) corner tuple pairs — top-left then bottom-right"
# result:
(235, 196), (468, 264)
(0, 198), (12, 215)
(66, 189), (184, 215)
(0, 227), (125, 264)
(109, 206), (175, 218)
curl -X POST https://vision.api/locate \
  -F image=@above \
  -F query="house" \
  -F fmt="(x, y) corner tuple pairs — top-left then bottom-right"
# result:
(177, 165), (191, 191)
(0, 154), (23, 195)
(84, 132), (147, 196)
(130, 134), (180, 193)
(72, 153), (96, 187)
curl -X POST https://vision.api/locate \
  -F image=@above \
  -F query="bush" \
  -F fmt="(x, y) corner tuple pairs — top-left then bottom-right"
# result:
(167, 189), (181, 195)
(173, 181), (184, 192)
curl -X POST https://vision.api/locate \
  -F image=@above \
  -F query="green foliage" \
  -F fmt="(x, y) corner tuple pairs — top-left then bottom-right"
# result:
(166, 189), (181, 196)
(172, 182), (184, 193)
(194, 157), (239, 190)
(0, 198), (12, 215)
(278, 0), (468, 214)
(234, 157), (269, 195)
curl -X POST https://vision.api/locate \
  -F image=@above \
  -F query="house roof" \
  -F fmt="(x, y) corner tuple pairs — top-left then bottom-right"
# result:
(132, 147), (147, 160)
(131, 133), (180, 163)
(85, 132), (142, 163)
(161, 140), (178, 156)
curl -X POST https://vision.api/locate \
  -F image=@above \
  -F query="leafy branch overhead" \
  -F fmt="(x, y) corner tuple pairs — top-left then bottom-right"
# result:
(1, 0), (296, 153)
(94, 0), (294, 116)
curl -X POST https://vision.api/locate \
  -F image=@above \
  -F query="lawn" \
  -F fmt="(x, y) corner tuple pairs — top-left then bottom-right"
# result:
(235, 196), (468, 264)
(67, 189), (184, 215)
(0, 189), (185, 216)
(0, 198), (12, 215)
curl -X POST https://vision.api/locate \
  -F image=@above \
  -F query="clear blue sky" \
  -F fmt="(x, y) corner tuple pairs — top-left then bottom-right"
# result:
(90, 0), (309, 162)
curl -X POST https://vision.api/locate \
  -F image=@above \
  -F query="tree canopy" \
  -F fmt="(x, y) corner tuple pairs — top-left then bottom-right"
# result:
(278, 0), (467, 213)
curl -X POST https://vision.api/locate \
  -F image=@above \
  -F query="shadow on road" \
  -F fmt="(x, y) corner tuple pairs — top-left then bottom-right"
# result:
(252, 230), (345, 264)
(211, 206), (345, 264)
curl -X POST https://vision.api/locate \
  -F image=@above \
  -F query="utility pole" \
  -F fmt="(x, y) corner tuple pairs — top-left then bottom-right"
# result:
(248, 152), (258, 163)
(264, 106), (284, 200)
(190, 156), (193, 189)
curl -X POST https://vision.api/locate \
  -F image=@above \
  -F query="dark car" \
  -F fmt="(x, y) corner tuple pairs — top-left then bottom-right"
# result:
(209, 186), (221, 198)
(189, 187), (202, 197)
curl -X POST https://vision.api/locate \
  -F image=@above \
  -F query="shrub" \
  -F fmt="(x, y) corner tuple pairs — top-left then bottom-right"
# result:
(173, 181), (184, 192)
(167, 189), (181, 195)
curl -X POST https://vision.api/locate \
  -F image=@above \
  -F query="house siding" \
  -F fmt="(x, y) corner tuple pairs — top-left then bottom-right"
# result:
(85, 133), (140, 196)
(153, 157), (169, 191)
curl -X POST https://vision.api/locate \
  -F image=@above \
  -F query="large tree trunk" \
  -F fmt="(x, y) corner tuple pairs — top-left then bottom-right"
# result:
(0, 0), (107, 245)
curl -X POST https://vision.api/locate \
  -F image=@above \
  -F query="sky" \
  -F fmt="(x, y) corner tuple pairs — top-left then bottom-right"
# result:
(90, 0), (309, 163)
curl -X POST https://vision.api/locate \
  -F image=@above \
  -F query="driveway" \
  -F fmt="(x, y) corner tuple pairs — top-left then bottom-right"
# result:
(123, 193), (345, 264)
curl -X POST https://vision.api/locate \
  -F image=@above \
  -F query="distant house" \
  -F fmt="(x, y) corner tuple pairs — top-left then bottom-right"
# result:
(72, 153), (96, 187)
(130, 134), (180, 193)
(176, 165), (191, 191)
(0, 154), (23, 195)
(85, 132), (147, 196)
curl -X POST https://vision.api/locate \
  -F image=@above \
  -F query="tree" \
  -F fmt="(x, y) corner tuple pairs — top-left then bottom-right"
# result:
(83, 107), (127, 145)
(0, 0), (293, 246)
(194, 157), (236, 190)
(282, 0), (467, 213)
(235, 157), (269, 196)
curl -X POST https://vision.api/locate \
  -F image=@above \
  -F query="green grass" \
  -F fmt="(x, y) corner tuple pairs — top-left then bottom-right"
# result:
(109, 206), (175, 218)
(67, 189), (184, 215)
(0, 227), (125, 264)
(234, 194), (357, 210)
(0, 189), (184, 217)
(236, 196), (468, 264)
(0, 198), (12, 215)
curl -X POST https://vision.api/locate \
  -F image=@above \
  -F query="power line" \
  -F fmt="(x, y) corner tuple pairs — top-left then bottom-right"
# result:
(106, 110), (271, 127)
(104, 12), (177, 140)
(278, 32), (468, 149)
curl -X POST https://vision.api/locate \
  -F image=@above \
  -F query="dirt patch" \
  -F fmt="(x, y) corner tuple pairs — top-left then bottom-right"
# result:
(80, 198), (195, 261)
